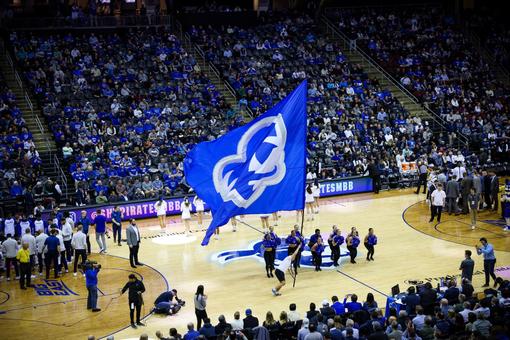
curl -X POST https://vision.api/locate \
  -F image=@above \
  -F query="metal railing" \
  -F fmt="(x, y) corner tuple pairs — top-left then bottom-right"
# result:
(54, 156), (68, 200)
(3, 15), (173, 29)
(182, 31), (255, 119)
(321, 16), (469, 148)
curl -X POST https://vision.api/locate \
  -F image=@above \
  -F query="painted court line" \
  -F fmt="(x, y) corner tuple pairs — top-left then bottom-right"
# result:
(336, 270), (389, 298)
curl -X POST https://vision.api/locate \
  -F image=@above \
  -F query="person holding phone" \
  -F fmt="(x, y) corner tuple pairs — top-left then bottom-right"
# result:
(121, 273), (146, 329)
(476, 237), (497, 287)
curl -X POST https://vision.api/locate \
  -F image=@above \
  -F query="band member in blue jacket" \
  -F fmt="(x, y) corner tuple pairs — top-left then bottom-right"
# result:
(346, 227), (360, 264)
(262, 233), (275, 278)
(364, 228), (378, 261)
(331, 228), (344, 267)
(293, 225), (305, 270)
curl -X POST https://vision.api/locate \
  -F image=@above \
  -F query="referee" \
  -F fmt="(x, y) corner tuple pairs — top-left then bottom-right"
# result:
(415, 161), (428, 194)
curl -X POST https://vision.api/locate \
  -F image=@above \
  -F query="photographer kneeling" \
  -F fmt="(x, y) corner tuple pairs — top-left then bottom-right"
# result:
(84, 260), (101, 312)
(153, 289), (185, 315)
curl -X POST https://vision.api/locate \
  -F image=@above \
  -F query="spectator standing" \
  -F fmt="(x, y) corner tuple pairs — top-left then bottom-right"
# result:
(476, 237), (497, 287)
(429, 183), (445, 223)
(459, 250), (475, 281)
(93, 209), (107, 254)
(194, 285), (208, 330)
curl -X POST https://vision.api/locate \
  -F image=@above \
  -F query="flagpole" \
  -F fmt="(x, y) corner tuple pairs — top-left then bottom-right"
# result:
(234, 217), (265, 235)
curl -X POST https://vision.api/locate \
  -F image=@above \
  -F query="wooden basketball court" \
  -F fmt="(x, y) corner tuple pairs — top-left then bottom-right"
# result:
(1, 189), (509, 339)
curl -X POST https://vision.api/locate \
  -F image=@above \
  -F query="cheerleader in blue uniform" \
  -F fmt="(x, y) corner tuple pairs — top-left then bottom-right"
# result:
(364, 228), (378, 261)
(262, 233), (275, 278)
(268, 226), (281, 268)
(331, 228), (345, 266)
(346, 227), (360, 264)
(311, 236), (325, 271)
(293, 225), (305, 269)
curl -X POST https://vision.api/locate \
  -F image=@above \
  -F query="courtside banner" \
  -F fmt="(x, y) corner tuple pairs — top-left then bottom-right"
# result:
(319, 176), (373, 197)
(46, 197), (210, 223)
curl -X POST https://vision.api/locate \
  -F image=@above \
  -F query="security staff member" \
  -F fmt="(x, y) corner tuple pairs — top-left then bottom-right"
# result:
(17, 242), (32, 289)
(121, 274), (146, 329)
(43, 229), (61, 279)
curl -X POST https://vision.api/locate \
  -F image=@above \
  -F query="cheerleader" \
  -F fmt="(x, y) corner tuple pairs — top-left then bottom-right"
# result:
(327, 225), (339, 257)
(312, 179), (321, 214)
(260, 214), (270, 230)
(268, 226), (281, 268)
(311, 236), (325, 271)
(272, 212), (279, 226)
(193, 196), (205, 228)
(346, 227), (360, 264)
(305, 184), (315, 221)
(181, 197), (192, 236)
(230, 217), (237, 232)
(331, 228), (345, 266)
(292, 225), (304, 270)
(364, 228), (377, 261)
(286, 228), (302, 273)
(295, 209), (304, 223)
(155, 197), (167, 231)
(262, 233), (275, 278)
(501, 181), (510, 231)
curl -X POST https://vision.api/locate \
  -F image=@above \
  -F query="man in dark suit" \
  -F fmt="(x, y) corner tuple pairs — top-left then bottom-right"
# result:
(243, 309), (259, 330)
(121, 274), (146, 329)
(489, 172), (499, 211)
(126, 219), (143, 268)
(443, 280), (460, 305)
(368, 159), (381, 194)
(445, 176), (460, 215)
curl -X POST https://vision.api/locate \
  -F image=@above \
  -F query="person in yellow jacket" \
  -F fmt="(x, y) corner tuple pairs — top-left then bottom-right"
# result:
(16, 242), (32, 290)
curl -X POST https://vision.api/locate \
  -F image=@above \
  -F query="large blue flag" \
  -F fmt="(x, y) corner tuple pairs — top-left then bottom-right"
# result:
(184, 80), (307, 245)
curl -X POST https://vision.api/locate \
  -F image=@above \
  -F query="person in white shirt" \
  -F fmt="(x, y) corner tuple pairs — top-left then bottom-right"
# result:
(312, 180), (320, 214)
(342, 319), (359, 339)
(412, 306), (426, 330)
(305, 184), (315, 221)
(193, 196), (205, 227)
(288, 304), (301, 322)
(33, 216), (46, 234)
(181, 197), (192, 236)
(430, 183), (446, 223)
(230, 311), (244, 331)
(21, 228), (37, 278)
(35, 230), (48, 276)
(1, 234), (19, 280)
(459, 302), (473, 322)
(3, 215), (15, 237)
(54, 227), (68, 274)
(272, 249), (299, 296)
(71, 224), (88, 276)
(154, 197), (167, 232)
(61, 218), (73, 263)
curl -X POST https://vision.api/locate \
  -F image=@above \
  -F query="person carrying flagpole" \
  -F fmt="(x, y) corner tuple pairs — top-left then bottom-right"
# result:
(272, 247), (299, 296)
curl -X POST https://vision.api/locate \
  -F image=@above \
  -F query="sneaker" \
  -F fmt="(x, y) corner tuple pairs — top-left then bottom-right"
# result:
(271, 288), (277, 296)
(73, 273), (77, 277)
(131, 323), (137, 329)
(471, 225), (475, 230)
(65, 270), (69, 273)
(15, 276), (20, 280)
(136, 322), (145, 326)
(7, 278), (10, 281)
(31, 275), (36, 279)
(39, 273), (43, 277)
(92, 308), (101, 312)
(504, 226), (510, 231)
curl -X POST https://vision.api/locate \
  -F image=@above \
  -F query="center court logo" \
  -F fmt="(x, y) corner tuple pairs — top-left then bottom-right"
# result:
(212, 240), (351, 269)
(213, 114), (287, 208)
